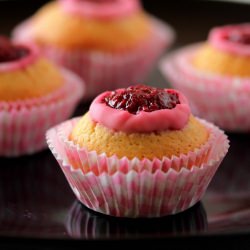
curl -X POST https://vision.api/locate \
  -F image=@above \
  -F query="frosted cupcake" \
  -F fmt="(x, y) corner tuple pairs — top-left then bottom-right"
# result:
(12, 0), (174, 99)
(0, 36), (84, 156)
(46, 84), (229, 217)
(160, 23), (250, 132)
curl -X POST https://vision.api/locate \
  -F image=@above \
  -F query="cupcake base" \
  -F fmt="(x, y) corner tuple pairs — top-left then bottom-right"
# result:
(0, 69), (84, 157)
(46, 117), (229, 217)
(13, 17), (175, 99)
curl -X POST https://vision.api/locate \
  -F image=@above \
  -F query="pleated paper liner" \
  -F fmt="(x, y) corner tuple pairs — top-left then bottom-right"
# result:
(0, 69), (84, 157)
(13, 17), (175, 99)
(160, 43), (250, 132)
(46, 117), (229, 217)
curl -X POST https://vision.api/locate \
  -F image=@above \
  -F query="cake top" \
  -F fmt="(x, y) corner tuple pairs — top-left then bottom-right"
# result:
(0, 36), (39, 72)
(0, 36), (29, 63)
(60, 0), (141, 20)
(0, 36), (64, 102)
(24, 0), (149, 51)
(209, 23), (250, 56)
(89, 84), (191, 133)
(103, 85), (180, 114)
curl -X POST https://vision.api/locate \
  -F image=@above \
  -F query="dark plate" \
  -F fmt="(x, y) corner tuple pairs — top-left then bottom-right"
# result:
(1, 0), (250, 249)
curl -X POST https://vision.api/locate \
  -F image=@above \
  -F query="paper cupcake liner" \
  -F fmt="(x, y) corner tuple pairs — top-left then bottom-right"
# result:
(46, 118), (229, 217)
(0, 69), (84, 157)
(65, 201), (207, 238)
(13, 17), (175, 99)
(160, 44), (250, 132)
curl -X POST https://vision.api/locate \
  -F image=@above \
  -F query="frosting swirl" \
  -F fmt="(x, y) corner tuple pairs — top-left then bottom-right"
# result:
(89, 85), (191, 133)
(60, 0), (140, 20)
(209, 23), (250, 56)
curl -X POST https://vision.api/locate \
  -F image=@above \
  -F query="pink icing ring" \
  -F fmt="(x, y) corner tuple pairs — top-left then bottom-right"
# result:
(209, 23), (250, 56)
(89, 88), (191, 133)
(0, 42), (40, 72)
(59, 0), (141, 20)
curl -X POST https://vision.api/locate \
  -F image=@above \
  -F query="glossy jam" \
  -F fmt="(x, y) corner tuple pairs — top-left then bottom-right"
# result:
(208, 24), (250, 56)
(103, 85), (180, 115)
(0, 36), (29, 63)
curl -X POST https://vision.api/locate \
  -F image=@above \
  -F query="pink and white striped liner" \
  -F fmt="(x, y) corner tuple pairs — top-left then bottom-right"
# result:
(0, 69), (84, 157)
(159, 43), (250, 132)
(46, 118), (229, 217)
(13, 17), (175, 99)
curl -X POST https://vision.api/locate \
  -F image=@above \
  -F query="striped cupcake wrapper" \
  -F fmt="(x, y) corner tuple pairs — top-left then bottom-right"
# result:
(0, 69), (84, 157)
(46, 117), (229, 217)
(160, 44), (250, 132)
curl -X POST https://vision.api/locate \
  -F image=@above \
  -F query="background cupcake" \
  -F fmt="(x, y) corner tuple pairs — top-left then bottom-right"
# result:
(160, 23), (250, 132)
(46, 84), (229, 217)
(12, 0), (174, 99)
(0, 36), (84, 157)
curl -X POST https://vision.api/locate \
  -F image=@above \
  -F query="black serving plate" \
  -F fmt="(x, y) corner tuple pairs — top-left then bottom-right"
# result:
(1, 1), (250, 249)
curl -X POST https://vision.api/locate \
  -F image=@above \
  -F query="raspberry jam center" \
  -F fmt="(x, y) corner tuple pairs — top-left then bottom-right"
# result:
(225, 32), (250, 45)
(103, 85), (180, 114)
(0, 36), (29, 63)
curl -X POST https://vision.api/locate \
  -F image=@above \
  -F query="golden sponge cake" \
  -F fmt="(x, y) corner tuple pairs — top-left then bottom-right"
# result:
(193, 43), (250, 77)
(28, 1), (151, 52)
(70, 113), (208, 160)
(0, 57), (63, 101)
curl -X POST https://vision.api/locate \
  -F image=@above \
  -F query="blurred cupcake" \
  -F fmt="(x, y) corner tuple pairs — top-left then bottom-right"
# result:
(46, 84), (229, 217)
(0, 36), (84, 157)
(12, 0), (174, 99)
(160, 23), (250, 132)
(66, 201), (207, 239)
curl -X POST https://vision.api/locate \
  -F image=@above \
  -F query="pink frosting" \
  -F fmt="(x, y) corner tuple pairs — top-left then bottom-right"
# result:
(209, 23), (250, 56)
(89, 88), (191, 133)
(0, 42), (40, 73)
(59, 0), (141, 20)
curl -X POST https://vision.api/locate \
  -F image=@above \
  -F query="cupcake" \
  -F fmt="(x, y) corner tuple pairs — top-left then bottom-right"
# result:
(160, 23), (250, 132)
(0, 36), (84, 157)
(12, 0), (174, 99)
(46, 84), (229, 217)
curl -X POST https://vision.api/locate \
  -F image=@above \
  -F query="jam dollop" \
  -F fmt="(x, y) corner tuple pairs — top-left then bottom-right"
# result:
(90, 85), (190, 133)
(0, 36), (29, 63)
(225, 32), (250, 45)
(103, 85), (180, 114)
(209, 24), (250, 56)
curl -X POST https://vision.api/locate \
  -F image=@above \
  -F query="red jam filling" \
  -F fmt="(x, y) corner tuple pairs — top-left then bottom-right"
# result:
(0, 36), (29, 63)
(103, 85), (180, 115)
(225, 32), (250, 45)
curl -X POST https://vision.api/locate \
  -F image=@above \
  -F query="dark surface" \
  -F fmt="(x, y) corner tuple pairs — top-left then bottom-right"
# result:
(1, 0), (250, 249)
